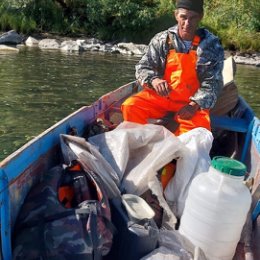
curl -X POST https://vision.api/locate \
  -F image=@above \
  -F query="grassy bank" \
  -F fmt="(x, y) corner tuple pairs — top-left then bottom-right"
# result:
(0, 0), (259, 52)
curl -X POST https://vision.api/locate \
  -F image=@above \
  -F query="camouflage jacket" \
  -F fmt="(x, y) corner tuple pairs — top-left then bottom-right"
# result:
(135, 25), (224, 109)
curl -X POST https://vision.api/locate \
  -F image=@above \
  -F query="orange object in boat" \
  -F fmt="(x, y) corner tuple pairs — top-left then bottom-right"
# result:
(69, 163), (82, 171)
(160, 162), (176, 190)
(58, 185), (75, 208)
(121, 35), (211, 135)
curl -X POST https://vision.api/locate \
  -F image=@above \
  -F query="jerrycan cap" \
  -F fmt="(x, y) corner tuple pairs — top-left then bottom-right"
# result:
(211, 156), (246, 176)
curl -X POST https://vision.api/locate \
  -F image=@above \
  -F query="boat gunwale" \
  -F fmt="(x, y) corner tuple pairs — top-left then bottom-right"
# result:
(0, 78), (259, 260)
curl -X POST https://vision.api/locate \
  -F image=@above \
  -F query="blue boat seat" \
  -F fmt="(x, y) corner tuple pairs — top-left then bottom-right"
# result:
(210, 115), (249, 133)
(252, 200), (260, 222)
(211, 114), (254, 163)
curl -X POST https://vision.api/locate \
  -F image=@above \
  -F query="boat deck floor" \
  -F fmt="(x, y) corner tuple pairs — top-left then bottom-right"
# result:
(252, 217), (260, 260)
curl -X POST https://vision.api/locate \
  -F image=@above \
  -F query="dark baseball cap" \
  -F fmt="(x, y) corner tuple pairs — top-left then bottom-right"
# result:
(176, 0), (204, 13)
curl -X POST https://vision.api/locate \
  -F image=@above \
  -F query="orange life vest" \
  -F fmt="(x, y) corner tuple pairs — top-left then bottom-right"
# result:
(121, 34), (210, 135)
(164, 35), (201, 103)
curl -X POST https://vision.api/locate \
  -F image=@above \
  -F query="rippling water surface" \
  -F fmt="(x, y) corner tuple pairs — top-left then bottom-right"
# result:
(0, 47), (259, 160)
(235, 64), (260, 114)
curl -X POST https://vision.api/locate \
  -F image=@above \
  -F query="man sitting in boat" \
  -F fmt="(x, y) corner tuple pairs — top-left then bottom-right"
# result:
(121, 0), (224, 136)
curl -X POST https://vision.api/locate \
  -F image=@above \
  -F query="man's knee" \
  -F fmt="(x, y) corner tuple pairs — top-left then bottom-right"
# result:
(121, 103), (147, 124)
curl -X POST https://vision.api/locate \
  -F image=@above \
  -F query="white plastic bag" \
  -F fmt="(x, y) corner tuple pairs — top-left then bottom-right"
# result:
(141, 229), (208, 260)
(89, 122), (213, 218)
(164, 127), (213, 217)
(89, 121), (185, 195)
(60, 134), (121, 198)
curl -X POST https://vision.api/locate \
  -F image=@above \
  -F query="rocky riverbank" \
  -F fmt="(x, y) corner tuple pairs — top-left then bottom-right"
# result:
(0, 30), (260, 67)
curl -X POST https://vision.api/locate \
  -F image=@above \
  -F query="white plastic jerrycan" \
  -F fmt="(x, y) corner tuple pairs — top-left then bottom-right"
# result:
(179, 156), (252, 260)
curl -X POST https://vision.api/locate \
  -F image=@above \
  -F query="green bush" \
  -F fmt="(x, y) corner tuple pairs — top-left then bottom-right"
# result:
(202, 0), (260, 51)
(86, 0), (159, 41)
(0, 12), (36, 33)
(0, 13), (12, 31)
(157, 0), (175, 15)
(0, 0), (259, 51)
(20, 17), (37, 34)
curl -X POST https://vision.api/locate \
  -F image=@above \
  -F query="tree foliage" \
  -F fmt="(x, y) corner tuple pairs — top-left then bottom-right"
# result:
(202, 0), (260, 50)
(0, 0), (159, 40)
(0, 0), (259, 50)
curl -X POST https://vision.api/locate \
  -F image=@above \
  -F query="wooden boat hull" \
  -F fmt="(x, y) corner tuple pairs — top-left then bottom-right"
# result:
(0, 78), (259, 259)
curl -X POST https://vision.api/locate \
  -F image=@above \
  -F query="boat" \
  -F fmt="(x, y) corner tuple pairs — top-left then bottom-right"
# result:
(0, 56), (259, 260)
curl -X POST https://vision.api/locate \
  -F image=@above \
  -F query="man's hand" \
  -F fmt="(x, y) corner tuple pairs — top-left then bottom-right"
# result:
(177, 102), (200, 120)
(151, 78), (170, 96)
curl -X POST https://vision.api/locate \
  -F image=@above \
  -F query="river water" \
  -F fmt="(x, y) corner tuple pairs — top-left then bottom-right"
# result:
(0, 47), (259, 161)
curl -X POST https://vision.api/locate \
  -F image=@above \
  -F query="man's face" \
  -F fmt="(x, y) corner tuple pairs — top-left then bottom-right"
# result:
(175, 8), (203, 41)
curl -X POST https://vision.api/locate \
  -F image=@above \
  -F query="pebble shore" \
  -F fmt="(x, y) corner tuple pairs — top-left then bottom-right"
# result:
(0, 30), (259, 67)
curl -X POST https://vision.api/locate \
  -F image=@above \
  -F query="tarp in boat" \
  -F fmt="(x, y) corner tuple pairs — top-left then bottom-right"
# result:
(88, 122), (213, 218)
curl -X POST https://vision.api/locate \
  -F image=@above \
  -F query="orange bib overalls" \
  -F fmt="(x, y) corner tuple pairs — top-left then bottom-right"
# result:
(121, 36), (210, 136)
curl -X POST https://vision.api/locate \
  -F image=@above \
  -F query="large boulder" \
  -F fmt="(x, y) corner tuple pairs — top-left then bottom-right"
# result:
(76, 39), (102, 52)
(0, 44), (19, 52)
(38, 39), (60, 49)
(25, 36), (39, 47)
(99, 43), (115, 53)
(117, 42), (147, 56)
(234, 53), (260, 67)
(0, 30), (23, 44)
(60, 40), (83, 52)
